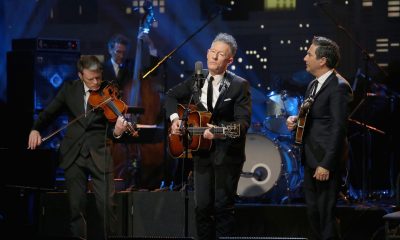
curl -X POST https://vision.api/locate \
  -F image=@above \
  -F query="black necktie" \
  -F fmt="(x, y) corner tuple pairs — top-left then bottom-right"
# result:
(84, 90), (89, 116)
(207, 77), (214, 112)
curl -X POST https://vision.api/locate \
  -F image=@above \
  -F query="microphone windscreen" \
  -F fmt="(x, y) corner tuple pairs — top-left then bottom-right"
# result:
(195, 61), (203, 76)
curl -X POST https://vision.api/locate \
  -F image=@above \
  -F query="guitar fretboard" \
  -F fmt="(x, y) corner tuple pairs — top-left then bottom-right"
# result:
(188, 127), (224, 135)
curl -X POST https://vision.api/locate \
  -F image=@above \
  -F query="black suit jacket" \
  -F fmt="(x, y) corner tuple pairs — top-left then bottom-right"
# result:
(302, 71), (353, 171)
(103, 59), (134, 88)
(32, 79), (115, 172)
(102, 49), (159, 101)
(165, 70), (252, 165)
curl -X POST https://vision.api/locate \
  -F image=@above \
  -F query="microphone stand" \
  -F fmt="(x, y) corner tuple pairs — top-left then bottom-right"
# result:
(180, 92), (195, 237)
(315, 2), (388, 202)
(135, 7), (223, 237)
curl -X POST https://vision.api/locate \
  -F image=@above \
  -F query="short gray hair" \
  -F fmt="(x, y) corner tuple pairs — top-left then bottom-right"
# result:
(212, 33), (238, 57)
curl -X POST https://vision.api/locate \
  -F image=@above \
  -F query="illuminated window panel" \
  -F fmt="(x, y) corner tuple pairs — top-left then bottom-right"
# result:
(128, 0), (165, 14)
(388, 0), (400, 17)
(362, 0), (373, 7)
(376, 38), (389, 53)
(264, 0), (296, 10)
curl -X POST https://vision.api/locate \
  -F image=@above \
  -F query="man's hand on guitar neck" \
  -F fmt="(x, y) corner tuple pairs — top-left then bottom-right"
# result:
(204, 123), (225, 140)
(286, 115), (298, 131)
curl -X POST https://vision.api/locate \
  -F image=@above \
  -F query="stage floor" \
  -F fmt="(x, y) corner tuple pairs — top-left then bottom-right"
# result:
(0, 188), (397, 239)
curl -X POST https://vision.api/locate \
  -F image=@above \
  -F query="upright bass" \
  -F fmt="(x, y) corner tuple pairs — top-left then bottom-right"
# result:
(130, 1), (164, 189)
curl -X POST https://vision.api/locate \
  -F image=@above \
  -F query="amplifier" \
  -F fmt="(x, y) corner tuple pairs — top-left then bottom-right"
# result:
(12, 38), (80, 52)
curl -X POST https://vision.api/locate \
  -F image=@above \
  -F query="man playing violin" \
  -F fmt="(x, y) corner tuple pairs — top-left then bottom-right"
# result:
(27, 55), (129, 240)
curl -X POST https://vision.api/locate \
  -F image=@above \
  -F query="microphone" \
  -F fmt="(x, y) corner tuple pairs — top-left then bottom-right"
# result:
(194, 61), (205, 89)
(195, 61), (203, 77)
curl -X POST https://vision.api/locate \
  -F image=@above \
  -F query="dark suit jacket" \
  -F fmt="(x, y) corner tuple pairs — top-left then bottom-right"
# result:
(102, 49), (159, 101)
(302, 71), (353, 172)
(165, 70), (252, 165)
(32, 79), (114, 173)
(103, 58), (134, 89)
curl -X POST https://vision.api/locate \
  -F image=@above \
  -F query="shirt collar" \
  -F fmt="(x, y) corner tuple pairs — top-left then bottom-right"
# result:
(207, 73), (224, 85)
(317, 70), (333, 85)
(111, 58), (118, 67)
(83, 82), (90, 93)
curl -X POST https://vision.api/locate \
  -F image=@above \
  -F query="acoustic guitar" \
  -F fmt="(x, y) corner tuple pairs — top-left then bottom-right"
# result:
(168, 104), (240, 158)
(295, 97), (314, 144)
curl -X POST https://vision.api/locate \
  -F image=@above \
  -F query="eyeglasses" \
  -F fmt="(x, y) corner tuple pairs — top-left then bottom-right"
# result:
(208, 48), (227, 58)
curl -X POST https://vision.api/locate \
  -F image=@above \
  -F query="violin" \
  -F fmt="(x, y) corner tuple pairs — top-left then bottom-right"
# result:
(88, 83), (139, 137)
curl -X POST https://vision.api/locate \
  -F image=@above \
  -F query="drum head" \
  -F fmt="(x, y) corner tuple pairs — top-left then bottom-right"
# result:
(237, 134), (282, 198)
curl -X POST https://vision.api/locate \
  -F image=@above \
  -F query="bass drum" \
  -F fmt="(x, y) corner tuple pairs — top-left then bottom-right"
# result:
(237, 133), (303, 203)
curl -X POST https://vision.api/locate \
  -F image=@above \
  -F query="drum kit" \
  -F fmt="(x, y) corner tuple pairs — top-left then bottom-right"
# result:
(237, 90), (304, 203)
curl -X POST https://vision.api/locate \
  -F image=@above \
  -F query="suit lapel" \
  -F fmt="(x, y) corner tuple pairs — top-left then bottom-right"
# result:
(314, 72), (335, 99)
(213, 71), (233, 112)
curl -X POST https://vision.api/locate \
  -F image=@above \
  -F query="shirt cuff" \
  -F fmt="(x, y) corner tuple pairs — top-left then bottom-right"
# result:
(113, 131), (123, 139)
(170, 113), (179, 122)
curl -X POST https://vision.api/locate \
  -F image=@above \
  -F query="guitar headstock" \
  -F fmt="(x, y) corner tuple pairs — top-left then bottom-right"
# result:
(223, 124), (240, 138)
(298, 97), (314, 117)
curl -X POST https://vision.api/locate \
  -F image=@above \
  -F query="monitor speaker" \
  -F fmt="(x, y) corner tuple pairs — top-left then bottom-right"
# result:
(7, 49), (80, 148)
(128, 191), (196, 237)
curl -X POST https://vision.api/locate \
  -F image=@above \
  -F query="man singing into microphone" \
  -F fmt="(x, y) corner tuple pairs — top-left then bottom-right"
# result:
(165, 32), (252, 240)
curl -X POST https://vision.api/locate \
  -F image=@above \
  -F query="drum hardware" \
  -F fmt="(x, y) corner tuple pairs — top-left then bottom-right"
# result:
(347, 92), (388, 202)
(237, 133), (303, 203)
(241, 167), (268, 182)
(264, 90), (302, 136)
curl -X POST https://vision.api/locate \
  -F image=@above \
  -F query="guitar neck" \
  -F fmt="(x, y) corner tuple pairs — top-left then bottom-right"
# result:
(187, 127), (225, 135)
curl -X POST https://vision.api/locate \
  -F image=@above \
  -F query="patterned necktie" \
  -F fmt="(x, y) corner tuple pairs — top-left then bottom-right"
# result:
(207, 76), (214, 112)
(309, 80), (319, 98)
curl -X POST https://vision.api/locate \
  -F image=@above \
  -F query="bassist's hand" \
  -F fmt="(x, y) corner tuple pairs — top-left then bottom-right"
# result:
(286, 115), (298, 131)
(27, 130), (42, 150)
